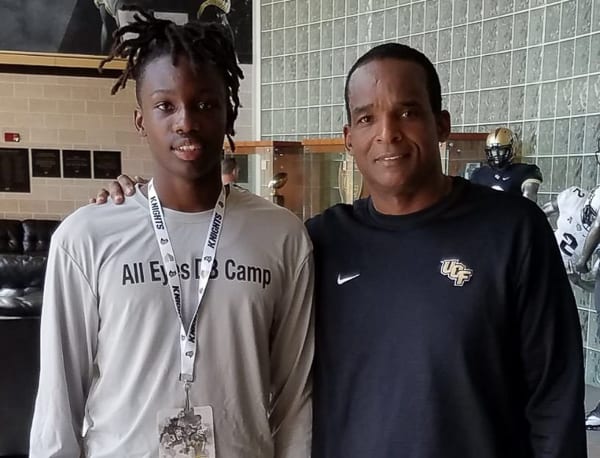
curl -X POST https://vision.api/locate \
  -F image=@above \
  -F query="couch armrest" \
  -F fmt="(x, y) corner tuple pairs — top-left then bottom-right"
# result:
(0, 219), (24, 254)
(22, 219), (60, 255)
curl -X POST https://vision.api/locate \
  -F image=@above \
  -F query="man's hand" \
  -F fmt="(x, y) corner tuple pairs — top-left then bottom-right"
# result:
(89, 175), (146, 205)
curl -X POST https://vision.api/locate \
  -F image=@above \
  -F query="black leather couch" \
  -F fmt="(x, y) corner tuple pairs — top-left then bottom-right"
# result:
(0, 219), (60, 457)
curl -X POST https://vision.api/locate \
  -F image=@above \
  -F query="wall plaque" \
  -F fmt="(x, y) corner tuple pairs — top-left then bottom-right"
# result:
(0, 148), (30, 192)
(32, 148), (61, 177)
(93, 150), (121, 179)
(62, 149), (91, 178)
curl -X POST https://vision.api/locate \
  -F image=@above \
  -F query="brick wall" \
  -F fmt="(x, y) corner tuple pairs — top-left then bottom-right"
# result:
(0, 64), (254, 220)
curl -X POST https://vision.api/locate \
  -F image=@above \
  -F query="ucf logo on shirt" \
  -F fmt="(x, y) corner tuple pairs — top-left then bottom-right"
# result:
(440, 259), (473, 286)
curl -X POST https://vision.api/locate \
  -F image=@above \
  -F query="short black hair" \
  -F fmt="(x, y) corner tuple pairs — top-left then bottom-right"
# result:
(221, 156), (237, 174)
(344, 43), (442, 123)
(99, 6), (244, 150)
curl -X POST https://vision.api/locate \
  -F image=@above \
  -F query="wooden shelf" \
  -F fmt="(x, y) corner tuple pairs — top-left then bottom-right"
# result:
(302, 138), (346, 153)
(224, 140), (303, 155)
(0, 51), (124, 70)
(446, 132), (488, 141)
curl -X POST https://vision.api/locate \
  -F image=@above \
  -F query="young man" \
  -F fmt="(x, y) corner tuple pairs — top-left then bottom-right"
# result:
(98, 43), (586, 457)
(221, 156), (239, 185)
(30, 10), (313, 457)
(221, 155), (249, 193)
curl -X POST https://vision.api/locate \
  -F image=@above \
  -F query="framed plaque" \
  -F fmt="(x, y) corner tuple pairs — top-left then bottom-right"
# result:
(93, 150), (121, 179)
(62, 149), (91, 178)
(0, 1), (252, 70)
(32, 148), (61, 177)
(0, 148), (30, 192)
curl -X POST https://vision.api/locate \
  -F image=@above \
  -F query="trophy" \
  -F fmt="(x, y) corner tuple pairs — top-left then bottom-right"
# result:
(268, 172), (288, 207)
(338, 154), (364, 203)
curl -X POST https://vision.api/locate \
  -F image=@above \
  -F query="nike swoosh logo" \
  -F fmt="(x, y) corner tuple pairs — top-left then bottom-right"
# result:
(337, 273), (360, 285)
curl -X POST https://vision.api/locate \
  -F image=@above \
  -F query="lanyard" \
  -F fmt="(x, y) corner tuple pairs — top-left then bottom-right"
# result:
(147, 179), (227, 389)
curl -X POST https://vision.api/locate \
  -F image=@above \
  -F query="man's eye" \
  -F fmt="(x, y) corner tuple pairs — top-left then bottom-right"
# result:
(198, 102), (213, 110)
(357, 115), (371, 124)
(156, 102), (173, 112)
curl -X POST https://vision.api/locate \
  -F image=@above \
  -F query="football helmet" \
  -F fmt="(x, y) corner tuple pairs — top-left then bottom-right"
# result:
(197, 0), (234, 44)
(485, 127), (515, 169)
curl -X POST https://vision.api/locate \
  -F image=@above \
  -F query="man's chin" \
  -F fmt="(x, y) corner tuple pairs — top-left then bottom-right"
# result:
(368, 171), (413, 191)
(187, 159), (222, 179)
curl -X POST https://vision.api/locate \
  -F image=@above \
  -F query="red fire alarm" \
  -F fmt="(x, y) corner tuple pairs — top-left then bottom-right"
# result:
(4, 132), (21, 142)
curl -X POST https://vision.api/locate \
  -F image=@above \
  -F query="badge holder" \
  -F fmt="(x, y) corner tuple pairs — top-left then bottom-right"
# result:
(158, 389), (216, 458)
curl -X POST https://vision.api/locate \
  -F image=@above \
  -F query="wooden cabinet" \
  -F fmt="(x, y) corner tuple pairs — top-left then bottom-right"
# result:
(442, 133), (488, 178)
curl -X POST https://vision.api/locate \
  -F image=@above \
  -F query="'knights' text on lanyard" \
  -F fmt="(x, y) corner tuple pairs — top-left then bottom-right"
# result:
(147, 179), (228, 385)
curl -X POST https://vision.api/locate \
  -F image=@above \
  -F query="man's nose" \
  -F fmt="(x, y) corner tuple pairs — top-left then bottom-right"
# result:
(174, 108), (197, 134)
(376, 115), (402, 144)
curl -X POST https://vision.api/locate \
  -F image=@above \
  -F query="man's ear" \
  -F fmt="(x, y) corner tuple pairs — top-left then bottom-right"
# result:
(343, 124), (353, 156)
(436, 110), (451, 143)
(134, 107), (146, 137)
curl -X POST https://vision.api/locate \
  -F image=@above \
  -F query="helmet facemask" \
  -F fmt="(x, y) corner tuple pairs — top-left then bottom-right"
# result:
(485, 145), (514, 168)
(485, 127), (516, 169)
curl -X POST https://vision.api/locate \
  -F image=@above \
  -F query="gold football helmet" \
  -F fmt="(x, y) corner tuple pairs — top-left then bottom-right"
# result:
(197, 0), (233, 43)
(198, 0), (231, 16)
(485, 127), (515, 169)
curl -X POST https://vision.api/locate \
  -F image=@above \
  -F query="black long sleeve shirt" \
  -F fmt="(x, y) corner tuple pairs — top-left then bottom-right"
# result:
(307, 177), (586, 458)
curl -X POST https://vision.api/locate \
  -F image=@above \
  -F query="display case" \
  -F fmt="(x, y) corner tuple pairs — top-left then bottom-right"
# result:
(223, 134), (487, 222)
(442, 133), (489, 179)
(302, 138), (366, 218)
(224, 141), (305, 219)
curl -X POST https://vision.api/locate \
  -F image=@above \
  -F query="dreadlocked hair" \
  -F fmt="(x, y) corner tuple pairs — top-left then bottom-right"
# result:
(99, 6), (244, 151)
